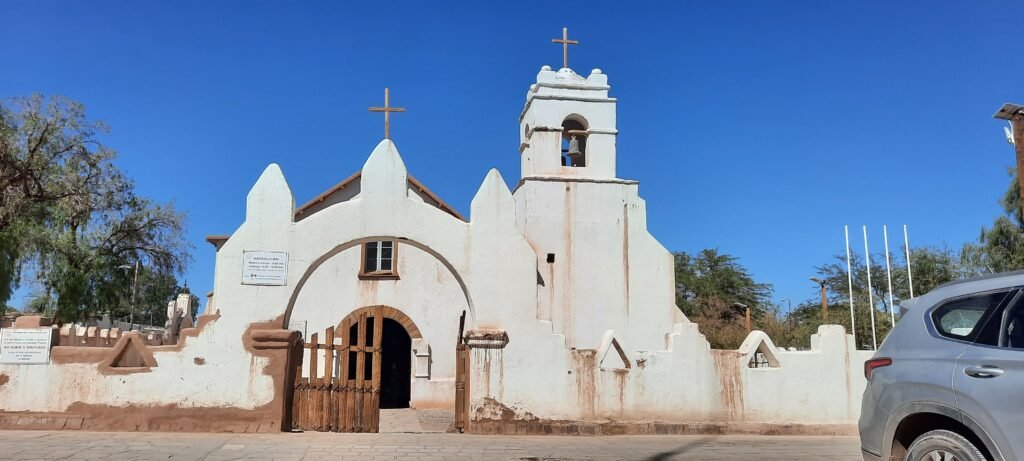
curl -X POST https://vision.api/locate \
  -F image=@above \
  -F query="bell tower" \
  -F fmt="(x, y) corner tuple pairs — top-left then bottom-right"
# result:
(518, 65), (618, 179)
(514, 30), (677, 354)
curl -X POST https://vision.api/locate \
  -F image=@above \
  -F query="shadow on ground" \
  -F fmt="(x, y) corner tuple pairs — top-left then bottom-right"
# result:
(643, 436), (717, 460)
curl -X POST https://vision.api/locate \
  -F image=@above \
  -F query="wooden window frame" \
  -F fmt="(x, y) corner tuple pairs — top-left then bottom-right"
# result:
(359, 240), (400, 280)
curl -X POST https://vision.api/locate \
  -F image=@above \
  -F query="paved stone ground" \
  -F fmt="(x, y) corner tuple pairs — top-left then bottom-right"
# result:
(413, 410), (455, 433)
(377, 409), (453, 433)
(0, 430), (861, 460)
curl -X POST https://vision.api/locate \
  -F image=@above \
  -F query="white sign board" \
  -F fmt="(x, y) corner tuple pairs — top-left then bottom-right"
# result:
(242, 251), (288, 286)
(0, 328), (52, 364)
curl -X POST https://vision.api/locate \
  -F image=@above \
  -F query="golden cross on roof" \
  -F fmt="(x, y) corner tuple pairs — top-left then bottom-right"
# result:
(368, 87), (406, 139)
(551, 27), (578, 69)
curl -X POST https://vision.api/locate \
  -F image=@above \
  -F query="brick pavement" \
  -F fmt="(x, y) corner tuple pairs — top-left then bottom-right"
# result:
(0, 430), (861, 460)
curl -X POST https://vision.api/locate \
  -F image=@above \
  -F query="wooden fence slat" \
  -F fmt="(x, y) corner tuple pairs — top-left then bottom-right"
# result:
(455, 344), (467, 432)
(353, 310), (367, 432)
(308, 332), (319, 431)
(454, 310), (469, 433)
(371, 306), (383, 432)
(288, 311), (392, 434)
(339, 317), (351, 432)
(323, 326), (334, 432)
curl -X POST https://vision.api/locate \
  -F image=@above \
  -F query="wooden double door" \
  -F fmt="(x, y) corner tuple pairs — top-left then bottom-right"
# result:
(292, 307), (384, 432)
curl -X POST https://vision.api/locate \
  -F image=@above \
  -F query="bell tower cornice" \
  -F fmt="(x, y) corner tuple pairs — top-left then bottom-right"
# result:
(518, 65), (619, 180)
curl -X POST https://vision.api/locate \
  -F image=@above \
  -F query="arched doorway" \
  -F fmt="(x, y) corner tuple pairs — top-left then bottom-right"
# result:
(379, 318), (411, 409)
(289, 305), (423, 433)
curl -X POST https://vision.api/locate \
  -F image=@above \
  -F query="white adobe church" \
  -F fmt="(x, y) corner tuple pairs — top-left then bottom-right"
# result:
(0, 35), (871, 434)
(265, 62), (682, 412)
(204, 51), (872, 430)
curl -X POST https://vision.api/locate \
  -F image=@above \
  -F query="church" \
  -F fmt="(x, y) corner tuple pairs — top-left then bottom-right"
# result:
(0, 32), (871, 434)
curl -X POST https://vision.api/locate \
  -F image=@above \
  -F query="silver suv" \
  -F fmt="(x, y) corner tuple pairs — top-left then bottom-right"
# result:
(859, 271), (1024, 461)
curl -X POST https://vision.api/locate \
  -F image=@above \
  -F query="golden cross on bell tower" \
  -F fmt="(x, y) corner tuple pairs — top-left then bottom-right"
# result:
(368, 87), (406, 139)
(551, 27), (578, 69)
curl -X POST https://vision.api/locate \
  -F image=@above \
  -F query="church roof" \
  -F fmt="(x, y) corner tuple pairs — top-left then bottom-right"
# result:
(294, 171), (466, 222)
(206, 168), (466, 250)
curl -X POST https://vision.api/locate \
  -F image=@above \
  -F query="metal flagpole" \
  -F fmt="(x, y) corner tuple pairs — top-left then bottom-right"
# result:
(845, 226), (857, 348)
(883, 225), (897, 327)
(904, 225), (914, 298)
(863, 226), (878, 350)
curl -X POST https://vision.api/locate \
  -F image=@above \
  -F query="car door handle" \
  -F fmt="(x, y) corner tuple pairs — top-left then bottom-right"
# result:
(964, 365), (1005, 378)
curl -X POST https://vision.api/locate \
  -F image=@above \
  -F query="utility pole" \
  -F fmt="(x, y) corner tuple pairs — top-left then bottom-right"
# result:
(995, 103), (1024, 219)
(781, 298), (794, 330)
(118, 261), (141, 330)
(735, 303), (751, 332)
(130, 260), (139, 329)
(810, 277), (829, 323)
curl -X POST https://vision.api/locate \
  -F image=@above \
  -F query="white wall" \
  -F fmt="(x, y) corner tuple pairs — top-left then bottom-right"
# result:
(0, 320), (274, 413)
(514, 179), (683, 353)
(469, 324), (871, 425)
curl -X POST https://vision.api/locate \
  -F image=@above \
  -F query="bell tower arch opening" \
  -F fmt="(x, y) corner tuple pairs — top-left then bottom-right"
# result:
(561, 116), (588, 167)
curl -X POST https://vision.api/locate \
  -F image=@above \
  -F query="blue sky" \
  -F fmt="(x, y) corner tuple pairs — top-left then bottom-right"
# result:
(3, 1), (1023, 314)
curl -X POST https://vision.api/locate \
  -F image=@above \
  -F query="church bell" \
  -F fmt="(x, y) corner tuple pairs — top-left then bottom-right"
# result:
(567, 135), (582, 160)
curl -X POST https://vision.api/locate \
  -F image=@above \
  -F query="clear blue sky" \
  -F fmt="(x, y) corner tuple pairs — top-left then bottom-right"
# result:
(3, 1), (1023, 314)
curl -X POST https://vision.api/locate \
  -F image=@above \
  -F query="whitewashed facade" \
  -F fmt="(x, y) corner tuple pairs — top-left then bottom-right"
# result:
(0, 63), (872, 433)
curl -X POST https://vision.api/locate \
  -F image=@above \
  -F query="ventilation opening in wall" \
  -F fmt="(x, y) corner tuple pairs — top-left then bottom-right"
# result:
(107, 335), (157, 368)
(748, 351), (771, 368)
(546, 253), (555, 263)
(561, 117), (587, 167)
(599, 337), (631, 371)
(747, 340), (781, 369)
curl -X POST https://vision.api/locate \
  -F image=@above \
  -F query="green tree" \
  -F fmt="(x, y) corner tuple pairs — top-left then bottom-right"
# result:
(963, 168), (1024, 274)
(1, 95), (192, 322)
(674, 248), (774, 348)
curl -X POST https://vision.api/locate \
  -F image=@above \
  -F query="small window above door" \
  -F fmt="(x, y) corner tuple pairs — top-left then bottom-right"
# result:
(360, 240), (398, 279)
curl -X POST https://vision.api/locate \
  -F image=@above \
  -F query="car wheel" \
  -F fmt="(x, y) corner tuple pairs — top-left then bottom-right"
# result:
(906, 429), (987, 461)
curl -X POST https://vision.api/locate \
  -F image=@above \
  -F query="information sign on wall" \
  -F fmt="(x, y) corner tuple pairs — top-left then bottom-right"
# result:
(242, 251), (289, 286)
(0, 328), (52, 364)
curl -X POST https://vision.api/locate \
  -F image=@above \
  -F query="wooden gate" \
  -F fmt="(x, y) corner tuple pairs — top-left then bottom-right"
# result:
(292, 307), (383, 432)
(453, 310), (469, 432)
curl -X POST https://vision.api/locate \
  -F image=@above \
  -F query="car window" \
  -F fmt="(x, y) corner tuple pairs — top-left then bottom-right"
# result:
(994, 297), (1024, 349)
(1006, 315), (1024, 349)
(932, 290), (1011, 342)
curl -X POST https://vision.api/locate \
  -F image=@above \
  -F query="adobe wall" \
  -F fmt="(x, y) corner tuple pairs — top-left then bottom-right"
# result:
(513, 178), (683, 352)
(0, 314), (297, 432)
(466, 324), (871, 435)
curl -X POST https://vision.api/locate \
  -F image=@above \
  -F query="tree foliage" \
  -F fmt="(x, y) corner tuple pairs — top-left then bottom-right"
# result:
(0, 95), (192, 323)
(674, 248), (773, 348)
(962, 168), (1024, 274)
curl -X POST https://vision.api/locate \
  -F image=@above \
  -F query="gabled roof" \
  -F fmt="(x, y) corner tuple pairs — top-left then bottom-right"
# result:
(294, 171), (466, 222)
(205, 169), (467, 251)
